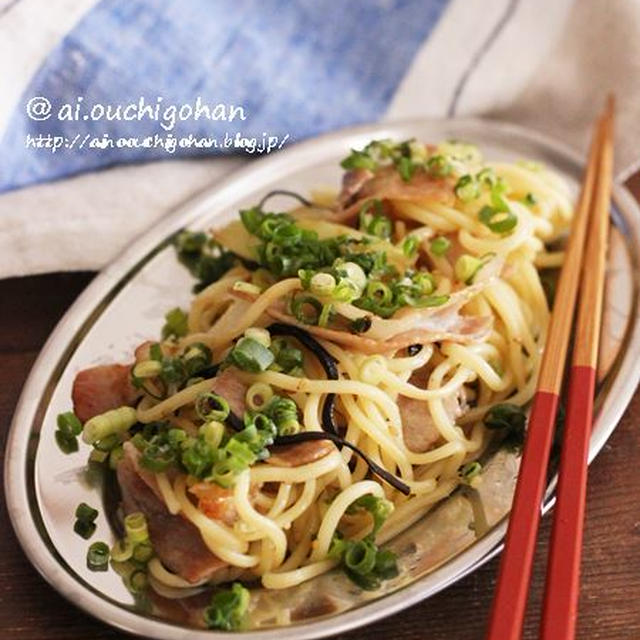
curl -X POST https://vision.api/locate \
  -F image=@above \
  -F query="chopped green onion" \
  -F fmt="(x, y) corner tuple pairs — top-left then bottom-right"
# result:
(401, 235), (420, 258)
(168, 428), (187, 448)
(55, 430), (79, 454)
(329, 533), (397, 591)
(523, 192), (537, 206)
(349, 494), (394, 535)
(484, 403), (527, 450)
(182, 438), (215, 478)
(272, 340), (303, 372)
(297, 268), (314, 290)
(225, 438), (258, 467)
(158, 355), (186, 384)
(366, 280), (393, 305)
(82, 406), (138, 445)
(183, 342), (213, 377)
(369, 213), (393, 238)
(199, 421), (225, 450)
(455, 255), (483, 284)
(204, 409), (279, 486)
(454, 174), (480, 202)
(358, 200), (392, 238)
(74, 519), (96, 540)
(413, 272), (435, 295)
(124, 512), (149, 544)
(266, 396), (300, 436)
(203, 582), (250, 631)
(340, 149), (378, 171)
(109, 446), (124, 470)
(332, 279), (360, 303)
(57, 411), (82, 436)
(94, 432), (121, 452)
(132, 360), (162, 379)
(344, 538), (377, 575)
(484, 403), (525, 430)
(111, 559), (135, 580)
(89, 449), (109, 463)
(134, 342), (212, 390)
(291, 295), (323, 325)
(87, 541), (110, 571)
(127, 569), (148, 593)
(149, 343), (163, 361)
(337, 261), (367, 292)
(174, 230), (237, 294)
(239, 207), (264, 234)
(396, 156), (415, 182)
(140, 439), (177, 472)
(342, 260), (368, 287)
(75, 503), (99, 523)
(55, 411), (82, 453)
(318, 302), (333, 328)
(195, 392), (230, 422)
(161, 307), (188, 340)
(478, 205), (518, 234)
(246, 382), (274, 411)
(228, 336), (275, 372)
(426, 154), (452, 177)
(477, 167), (497, 186)
(208, 460), (237, 489)
(132, 541), (154, 564)
(111, 538), (134, 562)
(414, 294), (450, 308)
(374, 548), (399, 580)
(430, 236), (451, 256)
(460, 461), (482, 485)
(175, 229), (207, 253)
(309, 272), (336, 297)
(244, 327), (271, 348)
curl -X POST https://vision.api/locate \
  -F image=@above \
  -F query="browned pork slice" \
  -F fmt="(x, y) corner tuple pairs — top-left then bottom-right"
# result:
(337, 168), (374, 208)
(117, 453), (228, 584)
(334, 165), (456, 221)
(398, 367), (467, 452)
(266, 254), (503, 355)
(72, 363), (140, 423)
(267, 306), (491, 355)
(72, 355), (247, 427)
(267, 439), (335, 467)
(209, 366), (247, 417)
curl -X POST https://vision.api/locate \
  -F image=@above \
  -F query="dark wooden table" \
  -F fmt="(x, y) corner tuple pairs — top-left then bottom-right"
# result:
(2, 176), (640, 639)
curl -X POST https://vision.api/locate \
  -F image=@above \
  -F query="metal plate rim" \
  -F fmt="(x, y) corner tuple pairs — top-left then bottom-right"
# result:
(5, 116), (640, 640)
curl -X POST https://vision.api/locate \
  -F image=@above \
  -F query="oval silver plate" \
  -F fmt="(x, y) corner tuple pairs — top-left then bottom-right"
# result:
(5, 118), (640, 640)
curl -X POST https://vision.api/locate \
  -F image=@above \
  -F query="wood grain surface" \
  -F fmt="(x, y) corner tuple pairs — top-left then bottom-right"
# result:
(2, 177), (640, 638)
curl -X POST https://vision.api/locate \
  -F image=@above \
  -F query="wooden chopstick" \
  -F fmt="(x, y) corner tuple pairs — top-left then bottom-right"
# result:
(485, 105), (610, 640)
(540, 97), (615, 640)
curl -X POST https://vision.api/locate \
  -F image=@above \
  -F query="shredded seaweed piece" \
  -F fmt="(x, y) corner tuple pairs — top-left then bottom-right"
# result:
(267, 323), (340, 435)
(274, 431), (411, 495)
(257, 189), (313, 210)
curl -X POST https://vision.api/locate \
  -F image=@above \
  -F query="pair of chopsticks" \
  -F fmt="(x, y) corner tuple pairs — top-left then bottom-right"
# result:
(486, 97), (615, 640)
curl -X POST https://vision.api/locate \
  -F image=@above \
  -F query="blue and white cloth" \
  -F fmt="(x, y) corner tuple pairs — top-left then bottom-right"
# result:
(0, 0), (637, 277)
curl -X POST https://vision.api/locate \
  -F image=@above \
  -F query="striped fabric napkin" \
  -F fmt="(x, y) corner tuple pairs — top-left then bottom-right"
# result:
(0, 0), (637, 278)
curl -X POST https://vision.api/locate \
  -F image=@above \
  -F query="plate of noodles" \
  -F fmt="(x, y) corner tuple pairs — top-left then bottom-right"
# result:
(5, 118), (640, 639)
